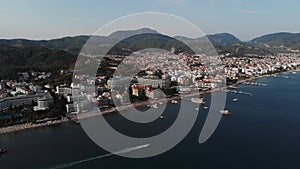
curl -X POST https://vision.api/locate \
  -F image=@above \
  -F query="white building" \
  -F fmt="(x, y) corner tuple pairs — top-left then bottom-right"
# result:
(33, 95), (53, 111)
(0, 92), (52, 110)
(56, 86), (72, 96)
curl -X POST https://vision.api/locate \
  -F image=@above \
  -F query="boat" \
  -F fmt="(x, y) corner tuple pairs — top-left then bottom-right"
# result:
(220, 109), (231, 115)
(171, 100), (178, 104)
(191, 97), (205, 104)
(203, 106), (209, 109)
(232, 98), (238, 102)
(152, 104), (158, 109)
(228, 86), (238, 89)
(160, 115), (164, 119)
(72, 118), (80, 124)
(195, 108), (199, 111)
(202, 88), (210, 91)
(0, 147), (8, 154)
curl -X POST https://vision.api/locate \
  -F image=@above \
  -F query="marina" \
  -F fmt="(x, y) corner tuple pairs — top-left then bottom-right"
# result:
(240, 82), (268, 86)
(224, 89), (253, 96)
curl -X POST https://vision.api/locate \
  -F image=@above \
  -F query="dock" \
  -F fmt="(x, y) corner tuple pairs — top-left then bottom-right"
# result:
(240, 81), (268, 86)
(224, 89), (253, 96)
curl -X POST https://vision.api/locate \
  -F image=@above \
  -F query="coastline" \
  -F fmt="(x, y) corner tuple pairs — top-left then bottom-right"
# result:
(1, 69), (299, 135)
(0, 118), (69, 135)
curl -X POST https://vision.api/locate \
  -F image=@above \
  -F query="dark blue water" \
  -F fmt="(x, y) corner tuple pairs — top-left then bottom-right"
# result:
(1, 72), (300, 169)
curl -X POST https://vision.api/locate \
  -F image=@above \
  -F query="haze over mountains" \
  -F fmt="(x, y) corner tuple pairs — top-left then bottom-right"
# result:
(1, 28), (299, 55)
(0, 28), (300, 78)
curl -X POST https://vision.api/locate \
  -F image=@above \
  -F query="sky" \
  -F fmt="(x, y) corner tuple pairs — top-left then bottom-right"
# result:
(0, 0), (299, 41)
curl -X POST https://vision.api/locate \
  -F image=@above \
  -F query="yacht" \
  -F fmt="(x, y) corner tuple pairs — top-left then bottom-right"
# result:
(191, 97), (205, 104)
(171, 100), (178, 104)
(152, 104), (158, 109)
(232, 98), (238, 102)
(220, 109), (231, 115)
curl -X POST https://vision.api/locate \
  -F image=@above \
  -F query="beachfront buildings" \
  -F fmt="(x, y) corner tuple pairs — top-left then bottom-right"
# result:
(0, 92), (53, 111)
(33, 95), (53, 111)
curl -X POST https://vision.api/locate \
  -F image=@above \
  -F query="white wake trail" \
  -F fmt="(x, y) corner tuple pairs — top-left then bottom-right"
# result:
(48, 143), (150, 169)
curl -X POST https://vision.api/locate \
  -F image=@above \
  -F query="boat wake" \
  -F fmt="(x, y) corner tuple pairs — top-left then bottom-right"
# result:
(47, 143), (150, 169)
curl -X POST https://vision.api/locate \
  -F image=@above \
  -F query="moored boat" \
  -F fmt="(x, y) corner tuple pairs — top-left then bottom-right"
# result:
(171, 100), (178, 104)
(191, 97), (205, 104)
(220, 109), (231, 115)
(152, 103), (158, 109)
(228, 86), (238, 89)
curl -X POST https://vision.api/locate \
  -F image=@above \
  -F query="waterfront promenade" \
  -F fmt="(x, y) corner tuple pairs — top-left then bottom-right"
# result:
(1, 69), (299, 135)
(0, 117), (69, 135)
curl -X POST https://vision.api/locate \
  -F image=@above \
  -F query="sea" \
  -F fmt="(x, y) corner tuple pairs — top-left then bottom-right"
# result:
(1, 72), (300, 169)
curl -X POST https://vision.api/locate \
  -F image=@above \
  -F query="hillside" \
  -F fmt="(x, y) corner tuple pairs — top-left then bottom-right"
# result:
(0, 45), (76, 79)
(108, 28), (159, 40)
(1, 29), (300, 79)
(0, 35), (90, 55)
(249, 32), (300, 53)
(207, 33), (241, 47)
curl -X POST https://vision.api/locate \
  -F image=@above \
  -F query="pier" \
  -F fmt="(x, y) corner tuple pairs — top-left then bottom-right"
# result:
(224, 89), (253, 96)
(273, 75), (293, 79)
(240, 81), (268, 86)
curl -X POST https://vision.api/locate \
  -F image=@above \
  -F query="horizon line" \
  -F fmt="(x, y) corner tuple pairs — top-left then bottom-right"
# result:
(0, 30), (299, 42)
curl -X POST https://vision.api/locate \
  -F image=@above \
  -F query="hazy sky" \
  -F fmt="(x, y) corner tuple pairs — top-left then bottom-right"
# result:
(0, 0), (299, 41)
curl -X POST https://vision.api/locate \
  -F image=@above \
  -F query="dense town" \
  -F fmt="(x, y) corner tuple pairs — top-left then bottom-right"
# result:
(1, 52), (300, 132)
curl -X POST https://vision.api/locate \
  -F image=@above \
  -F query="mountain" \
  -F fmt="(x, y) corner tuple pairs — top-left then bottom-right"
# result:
(0, 45), (76, 79)
(224, 43), (272, 56)
(175, 33), (272, 56)
(0, 35), (90, 55)
(107, 33), (194, 55)
(108, 28), (159, 40)
(0, 30), (266, 57)
(3, 29), (300, 79)
(249, 32), (300, 53)
(207, 33), (241, 47)
(175, 33), (241, 47)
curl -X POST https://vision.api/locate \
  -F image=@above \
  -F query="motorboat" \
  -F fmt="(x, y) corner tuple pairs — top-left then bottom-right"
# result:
(171, 100), (178, 104)
(220, 109), (231, 115)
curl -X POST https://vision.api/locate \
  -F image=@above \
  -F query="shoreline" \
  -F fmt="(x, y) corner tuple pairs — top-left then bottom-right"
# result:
(1, 69), (299, 135)
(0, 117), (69, 135)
